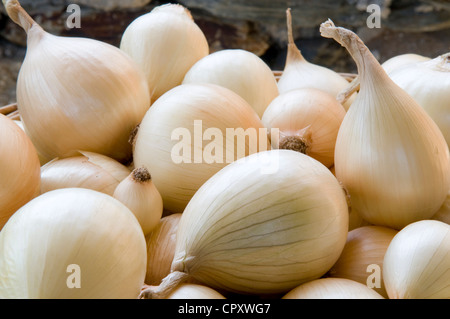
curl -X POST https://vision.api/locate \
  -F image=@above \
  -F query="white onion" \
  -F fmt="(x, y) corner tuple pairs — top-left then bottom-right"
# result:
(0, 188), (147, 299)
(120, 3), (209, 101)
(140, 150), (349, 298)
(383, 220), (450, 299)
(183, 49), (279, 117)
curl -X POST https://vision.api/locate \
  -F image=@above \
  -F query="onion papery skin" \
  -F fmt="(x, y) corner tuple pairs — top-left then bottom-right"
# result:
(40, 151), (131, 196)
(145, 213), (182, 286)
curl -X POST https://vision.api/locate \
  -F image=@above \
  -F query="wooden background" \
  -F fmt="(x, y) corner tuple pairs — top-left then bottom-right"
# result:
(0, 0), (449, 106)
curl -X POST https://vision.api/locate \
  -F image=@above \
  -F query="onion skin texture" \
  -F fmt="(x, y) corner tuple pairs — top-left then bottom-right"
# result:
(383, 220), (450, 299)
(40, 151), (131, 196)
(0, 188), (147, 299)
(166, 150), (349, 296)
(145, 213), (181, 285)
(282, 278), (384, 299)
(326, 225), (398, 298)
(0, 114), (41, 230)
(133, 83), (270, 214)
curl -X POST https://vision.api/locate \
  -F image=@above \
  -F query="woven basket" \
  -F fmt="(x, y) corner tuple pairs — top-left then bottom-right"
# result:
(0, 71), (357, 118)
(0, 103), (19, 120)
(273, 70), (356, 83)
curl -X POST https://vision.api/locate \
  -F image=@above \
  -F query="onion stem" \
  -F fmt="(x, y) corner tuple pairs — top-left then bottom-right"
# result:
(279, 135), (310, 154)
(319, 19), (390, 87)
(285, 8), (305, 65)
(139, 271), (190, 299)
(3, 0), (36, 33)
(131, 167), (151, 183)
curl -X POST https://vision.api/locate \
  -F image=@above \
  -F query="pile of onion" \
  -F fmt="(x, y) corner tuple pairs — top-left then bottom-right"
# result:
(132, 83), (269, 214)
(2, 0), (449, 301)
(140, 150), (349, 298)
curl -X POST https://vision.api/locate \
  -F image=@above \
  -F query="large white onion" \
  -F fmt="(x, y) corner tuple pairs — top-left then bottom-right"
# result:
(140, 150), (349, 298)
(4, 0), (151, 164)
(320, 20), (450, 230)
(0, 188), (147, 299)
